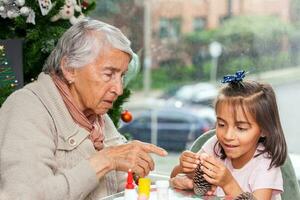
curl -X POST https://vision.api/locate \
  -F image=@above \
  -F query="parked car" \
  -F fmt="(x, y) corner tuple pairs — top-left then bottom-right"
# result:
(163, 82), (218, 107)
(119, 106), (216, 152)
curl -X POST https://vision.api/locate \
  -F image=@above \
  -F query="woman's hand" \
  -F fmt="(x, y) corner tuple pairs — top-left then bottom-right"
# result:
(89, 140), (168, 179)
(179, 150), (200, 173)
(170, 174), (194, 190)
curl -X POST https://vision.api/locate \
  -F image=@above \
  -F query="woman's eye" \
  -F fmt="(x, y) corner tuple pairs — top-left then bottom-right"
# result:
(102, 73), (113, 81)
(217, 123), (225, 127)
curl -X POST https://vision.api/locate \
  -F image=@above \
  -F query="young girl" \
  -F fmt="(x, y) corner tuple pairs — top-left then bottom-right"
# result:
(170, 71), (287, 200)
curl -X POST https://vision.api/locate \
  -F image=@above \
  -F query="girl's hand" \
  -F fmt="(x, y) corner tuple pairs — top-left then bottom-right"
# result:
(200, 154), (235, 189)
(205, 185), (217, 196)
(170, 174), (194, 190)
(179, 150), (200, 173)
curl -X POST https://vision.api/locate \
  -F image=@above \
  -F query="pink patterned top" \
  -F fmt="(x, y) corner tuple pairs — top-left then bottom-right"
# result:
(200, 135), (283, 200)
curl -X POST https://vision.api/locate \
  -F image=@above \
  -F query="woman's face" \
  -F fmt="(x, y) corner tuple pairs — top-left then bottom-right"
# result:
(69, 48), (130, 115)
(216, 102), (261, 168)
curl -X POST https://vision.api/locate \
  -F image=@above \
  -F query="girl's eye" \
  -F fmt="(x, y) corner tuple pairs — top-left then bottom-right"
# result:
(237, 127), (247, 131)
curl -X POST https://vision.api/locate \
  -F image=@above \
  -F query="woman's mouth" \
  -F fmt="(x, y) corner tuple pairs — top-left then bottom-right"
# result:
(103, 100), (113, 107)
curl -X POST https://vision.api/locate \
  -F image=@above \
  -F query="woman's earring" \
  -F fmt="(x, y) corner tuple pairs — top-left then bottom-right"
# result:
(68, 80), (73, 84)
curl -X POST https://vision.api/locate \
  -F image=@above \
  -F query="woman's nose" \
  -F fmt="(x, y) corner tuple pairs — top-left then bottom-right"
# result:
(111, 77), (123, 96)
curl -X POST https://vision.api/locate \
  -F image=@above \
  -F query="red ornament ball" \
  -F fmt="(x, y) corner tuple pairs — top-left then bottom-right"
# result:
(81, 0), (89, 9)
(121, 110), (133, 123)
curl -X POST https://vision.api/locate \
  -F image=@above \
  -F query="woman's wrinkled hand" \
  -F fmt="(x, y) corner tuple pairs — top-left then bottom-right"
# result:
(90, 140), (168, 178)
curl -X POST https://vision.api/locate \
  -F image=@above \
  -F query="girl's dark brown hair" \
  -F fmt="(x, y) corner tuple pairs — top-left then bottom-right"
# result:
(214, 80), (287, 168)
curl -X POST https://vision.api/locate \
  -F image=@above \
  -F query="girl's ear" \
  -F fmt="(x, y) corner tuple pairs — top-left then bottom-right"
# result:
(60, 56), (76, 84)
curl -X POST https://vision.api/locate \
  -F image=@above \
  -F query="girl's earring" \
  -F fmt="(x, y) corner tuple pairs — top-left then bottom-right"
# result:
(68, 80), (73, 84)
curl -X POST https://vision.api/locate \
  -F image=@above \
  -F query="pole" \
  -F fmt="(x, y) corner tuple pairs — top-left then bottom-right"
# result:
(210, 57), (218, 83)
(143, 0), (151, 95)
(151, 109), (158, 145)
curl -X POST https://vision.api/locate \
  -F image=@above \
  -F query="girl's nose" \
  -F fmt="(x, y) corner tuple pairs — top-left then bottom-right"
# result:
(224, 128), (236, 140)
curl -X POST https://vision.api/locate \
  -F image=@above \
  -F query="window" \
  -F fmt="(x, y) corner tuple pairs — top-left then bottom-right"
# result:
(159, 17), (181, 39)
(193, 17), (206, 32)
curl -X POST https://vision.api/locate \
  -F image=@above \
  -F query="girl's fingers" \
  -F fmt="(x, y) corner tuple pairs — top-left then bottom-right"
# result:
(182, 155), (200, 165)
(203, 173), (216, 185)
(182, 162), (198, 170)
(201, 165), (216, 179)
(203, 155), (221, 166)
(170, 175), (194, 190)
(205, 185), (217, 196)
(201, 159), (217, 174)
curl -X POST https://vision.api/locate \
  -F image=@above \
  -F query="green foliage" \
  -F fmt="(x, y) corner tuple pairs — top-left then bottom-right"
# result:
(216, 16), (293, 56)
(291, 0), (300, 23)
(185, 30), (217, 45)
(129, 64), (206, 90)
(90, 0), (144, 51)
(177, 15), (297, 82)
(0, 0), (95, 83)
(0, 0), (132, 127)
(108, 87), (131, 128)
(0, 47), (17, 106)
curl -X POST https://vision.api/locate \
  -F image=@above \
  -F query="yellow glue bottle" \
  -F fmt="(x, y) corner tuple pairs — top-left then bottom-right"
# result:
(138, 178), (151, 200)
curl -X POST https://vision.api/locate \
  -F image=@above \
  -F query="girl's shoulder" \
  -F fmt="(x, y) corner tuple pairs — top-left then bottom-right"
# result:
(254, 144), (274, 167)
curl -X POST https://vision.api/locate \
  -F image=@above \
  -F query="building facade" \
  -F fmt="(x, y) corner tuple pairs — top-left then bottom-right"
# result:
(147, 0), (290, 67)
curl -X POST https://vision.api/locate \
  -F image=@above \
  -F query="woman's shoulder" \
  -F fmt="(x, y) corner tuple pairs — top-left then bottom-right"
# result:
(1, 86), (43, 112)
(103, 114), (127, 145)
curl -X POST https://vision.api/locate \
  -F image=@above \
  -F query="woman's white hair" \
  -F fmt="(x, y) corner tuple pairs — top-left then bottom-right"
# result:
(43, 18), (134, 75)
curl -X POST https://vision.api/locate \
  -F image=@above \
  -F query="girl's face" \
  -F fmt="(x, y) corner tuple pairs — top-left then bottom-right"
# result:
(216, 102), (262, 169)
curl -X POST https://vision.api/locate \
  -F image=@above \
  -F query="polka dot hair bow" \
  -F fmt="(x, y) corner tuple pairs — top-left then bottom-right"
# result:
(221, 70), (246, 84)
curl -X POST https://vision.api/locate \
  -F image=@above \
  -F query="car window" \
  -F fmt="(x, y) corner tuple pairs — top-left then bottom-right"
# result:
(157, 117), (189, 124)
(134, 116), (150, 126)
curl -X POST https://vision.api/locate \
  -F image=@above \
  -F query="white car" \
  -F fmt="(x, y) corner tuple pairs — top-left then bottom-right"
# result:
(166, 82), (218, 107)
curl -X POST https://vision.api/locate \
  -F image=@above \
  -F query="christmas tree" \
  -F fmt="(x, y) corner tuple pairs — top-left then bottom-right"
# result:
(0, 45), (17, 107)
(0, 1), (138, 127)
(0, 0), (96, 83)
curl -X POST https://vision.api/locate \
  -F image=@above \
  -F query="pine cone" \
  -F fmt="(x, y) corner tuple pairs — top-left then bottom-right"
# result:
(234, 192), (257, 200)
(193, 164), (212, 195)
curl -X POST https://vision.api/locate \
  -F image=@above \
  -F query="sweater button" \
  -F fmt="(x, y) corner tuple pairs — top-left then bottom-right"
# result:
(69, 138), (76, 146)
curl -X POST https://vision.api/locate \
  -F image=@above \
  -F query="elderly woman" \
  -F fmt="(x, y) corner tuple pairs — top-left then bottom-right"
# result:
(0, 19), (167, 200)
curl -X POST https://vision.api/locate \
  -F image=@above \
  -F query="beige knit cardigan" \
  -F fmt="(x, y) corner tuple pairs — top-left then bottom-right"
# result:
(0, 72), (127, 200)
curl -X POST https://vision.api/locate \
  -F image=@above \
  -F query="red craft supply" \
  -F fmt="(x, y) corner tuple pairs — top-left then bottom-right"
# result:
(126, 169), (135, 189)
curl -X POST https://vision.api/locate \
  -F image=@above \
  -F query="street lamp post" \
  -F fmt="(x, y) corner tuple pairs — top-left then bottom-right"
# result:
(209, 41), (222, 83)
(143, 0), (151, 95)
